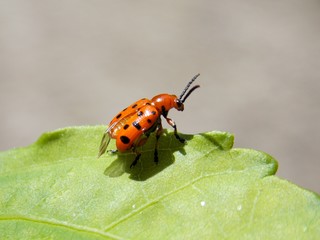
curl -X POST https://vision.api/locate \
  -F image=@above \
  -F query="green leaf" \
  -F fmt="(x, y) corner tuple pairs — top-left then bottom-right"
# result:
(0, 126), (319, 239)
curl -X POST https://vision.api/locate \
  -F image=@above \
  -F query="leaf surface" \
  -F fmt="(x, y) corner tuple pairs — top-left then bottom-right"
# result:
(0, 126), (319, 239)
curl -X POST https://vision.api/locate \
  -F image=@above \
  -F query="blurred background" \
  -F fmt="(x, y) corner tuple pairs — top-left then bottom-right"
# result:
(1, 1), (319, 193)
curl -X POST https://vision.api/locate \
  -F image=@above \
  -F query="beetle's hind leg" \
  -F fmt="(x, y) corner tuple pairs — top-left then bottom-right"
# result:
(107, 149), (118, 154)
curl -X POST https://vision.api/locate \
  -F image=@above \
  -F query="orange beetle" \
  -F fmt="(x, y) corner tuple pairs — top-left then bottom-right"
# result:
(98, 74), (200, 167)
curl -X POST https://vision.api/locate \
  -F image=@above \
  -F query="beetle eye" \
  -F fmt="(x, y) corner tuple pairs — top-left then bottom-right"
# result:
(175, 99), (184, 111)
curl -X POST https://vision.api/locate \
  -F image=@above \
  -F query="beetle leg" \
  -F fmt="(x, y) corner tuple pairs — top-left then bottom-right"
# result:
(165, 117), (185, 143)
(154, 121), (163, 164)
(107, 149), (118, 154)
(130, 135), (148, 168)
(130, 148), (141, 168)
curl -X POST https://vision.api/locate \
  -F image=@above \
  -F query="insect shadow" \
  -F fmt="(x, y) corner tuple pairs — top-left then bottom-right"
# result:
(103, 130), (193, 181)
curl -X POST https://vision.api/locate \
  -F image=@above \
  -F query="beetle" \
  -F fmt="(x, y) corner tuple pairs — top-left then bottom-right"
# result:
(98, 74), (200, 168)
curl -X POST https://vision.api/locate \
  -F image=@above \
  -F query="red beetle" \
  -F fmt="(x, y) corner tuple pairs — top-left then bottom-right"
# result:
(99, 74), (200, 167)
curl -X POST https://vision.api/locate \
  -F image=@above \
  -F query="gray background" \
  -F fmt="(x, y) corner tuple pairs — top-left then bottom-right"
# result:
(1, 1), (319, 193)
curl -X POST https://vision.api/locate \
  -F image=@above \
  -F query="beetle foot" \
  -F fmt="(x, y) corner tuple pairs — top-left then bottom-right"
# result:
(107, 149), (118, 154)
(175, 133), (186, 144)
(154, 149), (159, 164)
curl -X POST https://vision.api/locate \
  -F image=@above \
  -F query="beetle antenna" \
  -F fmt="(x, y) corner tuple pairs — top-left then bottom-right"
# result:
(181, 85), (200, 103)
(179, 73), (200, 100)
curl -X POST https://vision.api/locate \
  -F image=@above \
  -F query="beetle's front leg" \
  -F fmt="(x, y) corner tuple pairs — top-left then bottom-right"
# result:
(165, 117), (185, 143)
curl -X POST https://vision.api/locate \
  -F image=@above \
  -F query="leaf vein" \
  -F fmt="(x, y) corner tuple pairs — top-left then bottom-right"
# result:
(0, 215), (124, 240)
(104, 168), (258, 232)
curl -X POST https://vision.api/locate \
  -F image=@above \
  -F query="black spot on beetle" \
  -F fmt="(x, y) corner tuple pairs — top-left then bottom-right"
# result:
(116, 113), (122, 119)
(151, 111), (157, 115)
(137, 111), (143, 116)
(146, 102), (151, 105)
(122, 107), (127, 112)
(132, 121), (141, 130)
(123, 124), (129, 130)
(147, 119), (152, 124)
(132, 104), (138, 108)
(120, 136), (130, 144)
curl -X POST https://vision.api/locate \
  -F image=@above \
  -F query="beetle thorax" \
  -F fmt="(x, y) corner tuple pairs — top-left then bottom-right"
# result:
(151, 94), (182, 116)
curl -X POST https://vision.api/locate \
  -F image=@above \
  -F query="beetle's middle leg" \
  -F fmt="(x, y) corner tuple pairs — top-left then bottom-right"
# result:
(154, 122), (163, 164)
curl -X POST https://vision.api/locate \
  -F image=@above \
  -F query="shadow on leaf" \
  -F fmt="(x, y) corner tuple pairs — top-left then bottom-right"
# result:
(199, 132), (234, 151)
(103, 131), (193, 181)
